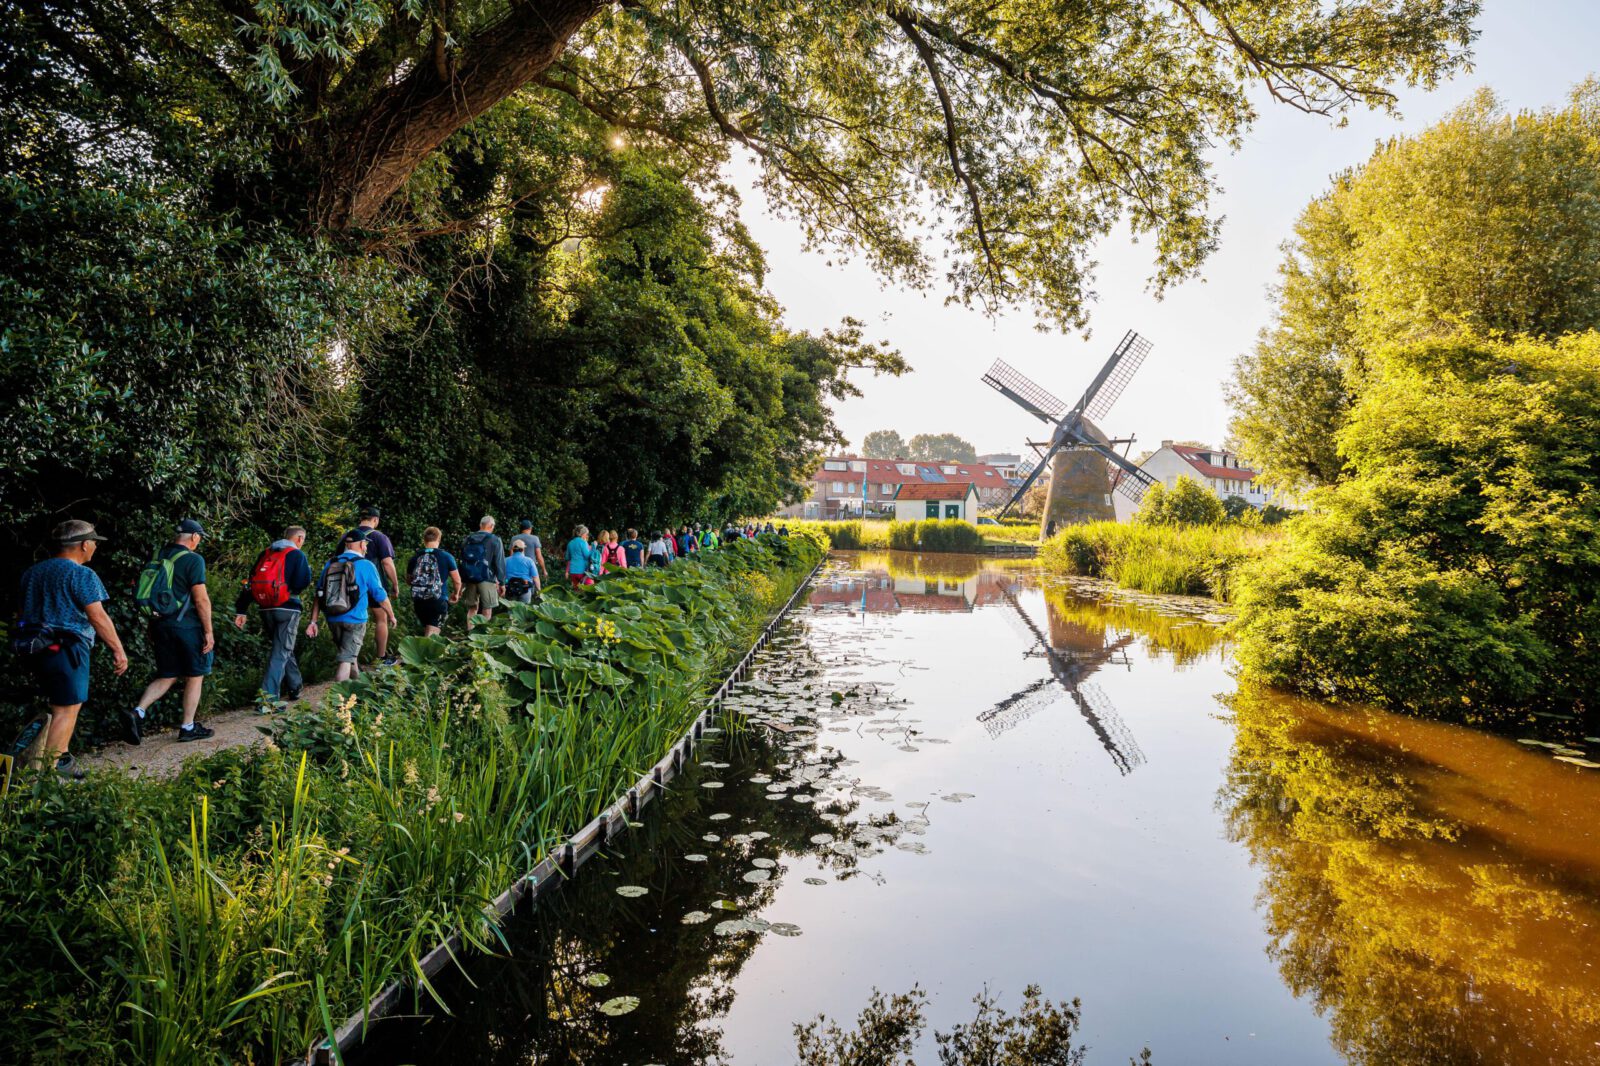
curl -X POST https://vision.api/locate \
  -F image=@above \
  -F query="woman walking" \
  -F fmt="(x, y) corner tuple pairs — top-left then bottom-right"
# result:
(566, 525), (594, 588)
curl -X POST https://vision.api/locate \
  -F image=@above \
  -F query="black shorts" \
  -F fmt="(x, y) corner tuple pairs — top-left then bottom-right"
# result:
(413, 597), (450, 629)
(151, 620), (213, 679)
(32, 637), (90, 706)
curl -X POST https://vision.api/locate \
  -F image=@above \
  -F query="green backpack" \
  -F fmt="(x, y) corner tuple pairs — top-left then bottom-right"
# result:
(135, 548), (192, 619)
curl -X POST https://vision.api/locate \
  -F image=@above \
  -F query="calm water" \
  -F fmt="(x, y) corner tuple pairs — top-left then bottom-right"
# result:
(355, 552), (1600, 1065)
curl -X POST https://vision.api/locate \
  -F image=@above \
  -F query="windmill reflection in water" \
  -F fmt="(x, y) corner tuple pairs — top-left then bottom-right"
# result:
(979, 588), (1146, 775)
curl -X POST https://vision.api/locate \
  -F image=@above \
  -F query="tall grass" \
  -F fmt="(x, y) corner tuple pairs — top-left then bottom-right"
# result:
(1039, 521), (1282, 601)
(783, 520), (890, 550)
(0, 536), (822, 1064)
(887, 519), (984, 553)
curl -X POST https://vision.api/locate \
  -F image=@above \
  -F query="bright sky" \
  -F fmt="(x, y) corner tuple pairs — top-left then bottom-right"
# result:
(731, 1), (1599, 461)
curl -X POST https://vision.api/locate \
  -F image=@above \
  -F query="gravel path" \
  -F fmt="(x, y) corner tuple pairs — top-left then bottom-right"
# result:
(83, 680), (338, 780)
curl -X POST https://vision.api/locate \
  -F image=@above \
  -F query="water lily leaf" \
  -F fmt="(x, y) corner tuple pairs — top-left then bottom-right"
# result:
(770, 922), (803, 937)
(702, 833), (721, 843)
(752, 858), (776, 869)
(700, 781), (724, 789)
(597, 996), (640, 1016)
(681, 911), (711, 924)
(615, 885), (648, 898)
(714, 920), (748, 937)
(711, 899), (739, 911)
(684, 854), (708, 863)
(748, 831), (771, 840)
(1556, 756), (1600, 768)
(709, 813), (731, 821)
(582, 973), (611, 988)
(803, 877), (828, 886)
(743, 869), (771, 883)
(810, 834), (835, 845)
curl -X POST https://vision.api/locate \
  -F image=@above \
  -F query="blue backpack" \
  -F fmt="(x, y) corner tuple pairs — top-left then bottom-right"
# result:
(460, 533), (492, 582)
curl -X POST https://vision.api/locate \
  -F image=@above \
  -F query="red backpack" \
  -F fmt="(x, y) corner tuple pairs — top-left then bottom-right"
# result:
(248, 546), (293, 608)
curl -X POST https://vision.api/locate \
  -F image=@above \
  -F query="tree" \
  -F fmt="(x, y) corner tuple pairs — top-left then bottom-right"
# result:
(862, 430), (908, 459)
(14, 0), (1479, 328)
(1234, 332), (1600, 714)
(907, 433), (977, 463)
(1229, 85), (1600, 491)
(1136, 477), (1225, 526)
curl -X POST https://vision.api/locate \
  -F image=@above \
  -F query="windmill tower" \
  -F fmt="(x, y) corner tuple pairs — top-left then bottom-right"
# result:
(980, 330), (1156, 534)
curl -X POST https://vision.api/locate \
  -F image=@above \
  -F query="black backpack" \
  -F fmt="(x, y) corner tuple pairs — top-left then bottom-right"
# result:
(319, 558), (360, 616)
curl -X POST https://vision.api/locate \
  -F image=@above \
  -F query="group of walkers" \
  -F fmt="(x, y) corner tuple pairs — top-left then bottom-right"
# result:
(561, 521), (786, 587)
(12, 510), (786, 779)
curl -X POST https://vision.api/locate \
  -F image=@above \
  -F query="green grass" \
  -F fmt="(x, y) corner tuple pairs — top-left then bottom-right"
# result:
(0, 535), (822, 1064)
(1039, 521), (1282, 601)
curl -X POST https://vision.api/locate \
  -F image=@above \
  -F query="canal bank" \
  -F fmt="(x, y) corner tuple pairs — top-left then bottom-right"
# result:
(351, 550), (1600, 1066)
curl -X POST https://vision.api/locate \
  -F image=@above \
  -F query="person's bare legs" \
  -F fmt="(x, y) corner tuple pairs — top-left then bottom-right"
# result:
(179, 676), (204, 727)
(41, 702), (81, 765)
(136, 677), (178, 712)
(372, 610), (389, 662)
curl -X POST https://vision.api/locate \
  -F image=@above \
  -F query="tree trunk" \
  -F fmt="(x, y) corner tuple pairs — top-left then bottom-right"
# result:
(315, 0), (609, 231)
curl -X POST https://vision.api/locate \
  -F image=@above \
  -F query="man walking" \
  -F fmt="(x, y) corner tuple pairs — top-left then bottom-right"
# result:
(407, 527), (462, 636)
(15, 521), (129, 777)
(619, 528), (645, 570)
(306, 529), (393, 681)
(504, 541), (538, 603)
(130, 518), (216, 742)
(510, 520), (547, 589)
(459, 516), (506, 629)
(232, 525), (312, 707)
(357, 507), (400, 666)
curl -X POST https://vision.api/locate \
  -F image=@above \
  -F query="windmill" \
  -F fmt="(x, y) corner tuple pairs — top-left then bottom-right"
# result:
(979, 589), (1144, 774)
(981, 330), (1156, 531)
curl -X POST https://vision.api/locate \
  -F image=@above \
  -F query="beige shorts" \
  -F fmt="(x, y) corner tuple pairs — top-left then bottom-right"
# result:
(461, 580), (500, 613)
(329, 622), (367, 664)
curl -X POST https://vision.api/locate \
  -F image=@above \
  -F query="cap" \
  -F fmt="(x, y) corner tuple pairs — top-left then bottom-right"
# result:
(359, 506), (381, 519)
(341, 528), (371, 545)
(176, 518), (205, 536)
(54, 520), (108, 545)
(518, 519), (533, 530)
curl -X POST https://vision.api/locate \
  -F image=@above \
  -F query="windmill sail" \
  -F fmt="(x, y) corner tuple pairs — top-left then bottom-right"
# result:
(1079, 330), (1153, 420)
(981, 360), (1069, 423)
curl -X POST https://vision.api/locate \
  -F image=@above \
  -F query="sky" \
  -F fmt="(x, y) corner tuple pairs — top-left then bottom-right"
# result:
(728, 1), (1600, 462)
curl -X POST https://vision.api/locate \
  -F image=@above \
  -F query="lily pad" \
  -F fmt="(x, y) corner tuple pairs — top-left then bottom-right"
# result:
(748, 831), (771, 840)
(711, 899), (739, 911)
(1556, 756), (1600, 768)
(681, 911), (711, 924)
(803, 877), (828, 886)
(714, 920), (748, 937)
(615, 885), (648, 898)
(743, 869), (772, 883)
(700, 781), (725, 789)
(769, 922), (803, 937)
(703, 833), (722, 843)
(582, 973), (612, 988)
(684, 853), (708, 863)
(810, 833), (836, 845)
(597, 996), (640, 1016)
(709, 813), (732, 821)
(752, 857), (776, 869)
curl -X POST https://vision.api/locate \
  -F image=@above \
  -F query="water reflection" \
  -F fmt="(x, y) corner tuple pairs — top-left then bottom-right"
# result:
(809, 551), (1025, 613)
(1223, 684), (1600, 1065)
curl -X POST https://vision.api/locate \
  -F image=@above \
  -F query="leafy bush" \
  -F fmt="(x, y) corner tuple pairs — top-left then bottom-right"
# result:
(1234, 333), (1600, 714)
(0, 535), (821, 1063)
(1041, 521), (1281, 601)
(782, 520), (891, 551)
(887, 519), (984, 553)
(1135, 477), (1226, 526)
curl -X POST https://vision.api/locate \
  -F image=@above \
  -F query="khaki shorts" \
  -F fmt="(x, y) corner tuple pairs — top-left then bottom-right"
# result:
(461, 580), (500, 613)
(329, 621), (367, 664)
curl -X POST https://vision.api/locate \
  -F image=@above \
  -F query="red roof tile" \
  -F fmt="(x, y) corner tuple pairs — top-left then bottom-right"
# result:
(895, 482), (975, 501)
(1170, 445), (1260, 482)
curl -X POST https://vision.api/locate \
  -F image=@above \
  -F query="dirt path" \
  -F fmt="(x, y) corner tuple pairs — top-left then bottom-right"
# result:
(83, 680), (339, 780)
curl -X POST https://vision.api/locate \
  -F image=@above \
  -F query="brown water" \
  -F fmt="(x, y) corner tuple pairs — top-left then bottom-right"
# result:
(353, 552), (1600, 1065)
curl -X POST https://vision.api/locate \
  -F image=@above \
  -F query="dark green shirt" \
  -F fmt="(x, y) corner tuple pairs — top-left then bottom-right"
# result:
(159, 543), (207, 628)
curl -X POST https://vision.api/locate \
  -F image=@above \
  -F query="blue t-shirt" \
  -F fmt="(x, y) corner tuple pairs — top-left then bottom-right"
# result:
(566, 537), (592, 576)
(505, 553), (537, 583)
(319, 551), (389, 624)
(620, 538), (644, 568)
(18, 557), (109, 644)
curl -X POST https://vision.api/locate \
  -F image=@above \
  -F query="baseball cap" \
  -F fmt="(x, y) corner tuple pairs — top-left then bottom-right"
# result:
(359, 506), (381, 519)
(53, 520), (108, 545)
(176, 518), (205, 536)
(341, 528), (371, 545)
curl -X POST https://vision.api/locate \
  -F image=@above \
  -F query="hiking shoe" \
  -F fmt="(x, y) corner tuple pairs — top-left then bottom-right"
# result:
(55, 754), (86, 780)
(119, 706), (142, 746)
(177, 722), (215, 742)
(380, 655), (399, 667)
(281, 687), (302, 702)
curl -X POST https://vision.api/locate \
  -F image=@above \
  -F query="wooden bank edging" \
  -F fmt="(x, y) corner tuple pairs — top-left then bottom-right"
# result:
(309, 557), (825, 1065)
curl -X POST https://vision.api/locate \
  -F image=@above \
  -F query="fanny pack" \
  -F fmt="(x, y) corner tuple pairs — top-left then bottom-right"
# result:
(505, 577), (533, 597)
(11, 624), (73, 657)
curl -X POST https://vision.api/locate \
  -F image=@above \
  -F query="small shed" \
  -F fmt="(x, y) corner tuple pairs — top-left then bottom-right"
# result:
(893, 482), (979, 523)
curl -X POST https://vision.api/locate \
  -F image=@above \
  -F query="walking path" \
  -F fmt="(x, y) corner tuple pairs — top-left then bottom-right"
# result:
(82, 680), (338, 780)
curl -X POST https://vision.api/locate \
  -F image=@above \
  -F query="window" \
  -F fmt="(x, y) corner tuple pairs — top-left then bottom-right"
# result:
(944, 503), (960, 519)
(958, 468), (968, 475)
(823, 460), (847, 471)
(831, 481), (846, 493)
(941, 465), (957, 475)
(897, 463), (916, 475)
(925, 501), (940, 519)
(849, 460), (866, 472)
(882, 484), (894, 495)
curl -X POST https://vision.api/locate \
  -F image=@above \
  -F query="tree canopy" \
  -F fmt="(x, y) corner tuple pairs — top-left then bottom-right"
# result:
(862, 430), (908, 459)
(907, 433), (977, 463)
(10, 0), (1480, 329)
(1228, 84), (1600, 491)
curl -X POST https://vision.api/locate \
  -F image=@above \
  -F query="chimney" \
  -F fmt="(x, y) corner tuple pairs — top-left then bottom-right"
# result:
(1160, 439), (1174, 448)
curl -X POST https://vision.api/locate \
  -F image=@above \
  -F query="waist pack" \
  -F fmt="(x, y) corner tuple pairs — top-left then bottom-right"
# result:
(11, 623), (71, 657)
(505, 576), (533, 598)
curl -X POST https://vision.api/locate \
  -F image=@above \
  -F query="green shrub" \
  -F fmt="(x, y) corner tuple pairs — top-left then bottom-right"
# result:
(1135, 477), (1226, 526)
(886, 519), (983, 553)
(1041, 521), (1281, 601)
(783, 520), (890, 550)
(0, 535), (822, 1063)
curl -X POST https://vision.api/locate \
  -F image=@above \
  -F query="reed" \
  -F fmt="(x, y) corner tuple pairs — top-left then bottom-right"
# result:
(1039, 521), (1281, 601)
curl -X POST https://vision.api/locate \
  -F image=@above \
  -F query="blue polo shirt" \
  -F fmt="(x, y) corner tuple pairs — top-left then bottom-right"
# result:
(319, 551), (388, 624)
(19, 557), (109, 644)
(505, 553), (537, 583)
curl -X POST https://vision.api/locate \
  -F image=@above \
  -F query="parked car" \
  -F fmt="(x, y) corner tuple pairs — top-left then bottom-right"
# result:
(976, 516), (1000, 526)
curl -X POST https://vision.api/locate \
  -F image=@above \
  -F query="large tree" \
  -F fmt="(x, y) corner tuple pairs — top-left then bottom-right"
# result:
(1229, 85), (1600, 491)
(907, 432), (977, 463)
(13, 0), (1479, 329)
(862, 430), (908, 458)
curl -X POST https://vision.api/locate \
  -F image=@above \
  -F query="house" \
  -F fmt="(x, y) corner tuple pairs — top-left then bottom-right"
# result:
(977, 453), (1024, 482)
(1111, 441), (1299, 520)
(779, 455), (1015, 519)
(892, 482), (980, 523)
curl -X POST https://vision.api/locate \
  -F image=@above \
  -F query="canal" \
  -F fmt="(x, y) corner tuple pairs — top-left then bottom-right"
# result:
(354, 551), (1600, 1065)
